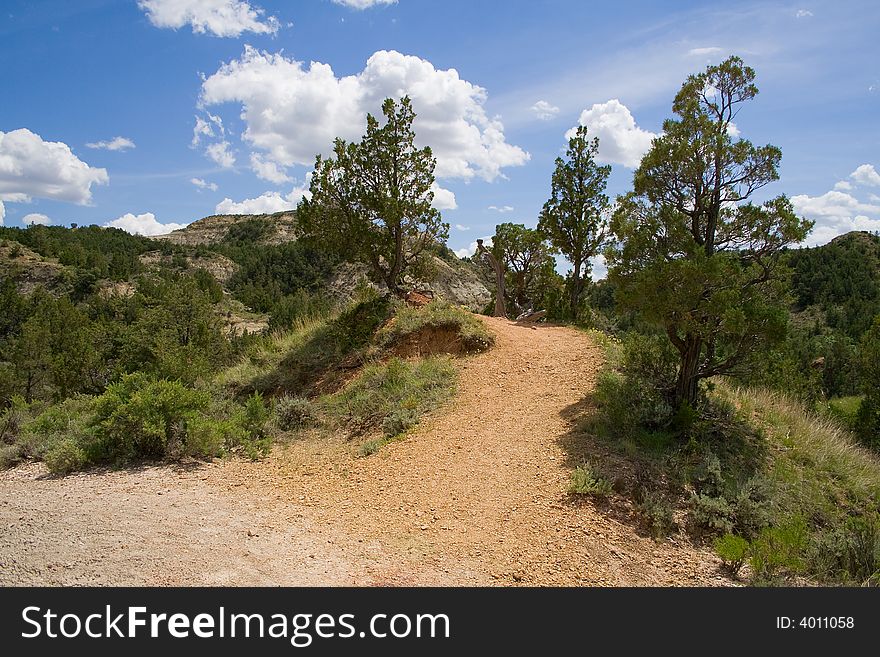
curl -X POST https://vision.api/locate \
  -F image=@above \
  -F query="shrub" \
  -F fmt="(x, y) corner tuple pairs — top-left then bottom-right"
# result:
(569, 464), (613, 497)
(89, 374), (211, 462)
(715, 533), (750, 575)
(382, 407), (420, 438)
(44, 437), (86, 475)
(323, 357), (456, 438)
(809, 515), (880, 585)
(275, 395), (318, 431)
(749, 517), (810, 584)
(234, 392), (272, 459)
(637, 492), (677, 539)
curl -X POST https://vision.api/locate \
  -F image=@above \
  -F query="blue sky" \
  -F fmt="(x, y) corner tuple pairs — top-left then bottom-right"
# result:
(1, 0), (878, 267)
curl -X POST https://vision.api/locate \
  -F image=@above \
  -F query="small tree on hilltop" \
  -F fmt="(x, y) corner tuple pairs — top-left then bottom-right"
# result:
(607, 56), (813, 410)
(539, 125), (611, 319)
(297, 97), (449, 296)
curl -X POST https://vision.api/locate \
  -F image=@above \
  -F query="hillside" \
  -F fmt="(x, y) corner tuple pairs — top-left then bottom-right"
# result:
(0, 314), (729, 586)
(161, 211), (491, 312)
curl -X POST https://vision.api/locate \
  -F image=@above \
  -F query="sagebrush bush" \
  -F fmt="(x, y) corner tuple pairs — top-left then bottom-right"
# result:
(275, 395), (318, 431)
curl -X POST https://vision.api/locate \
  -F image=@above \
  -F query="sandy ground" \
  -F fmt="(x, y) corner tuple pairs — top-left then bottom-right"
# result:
(0, 317), (731, 586)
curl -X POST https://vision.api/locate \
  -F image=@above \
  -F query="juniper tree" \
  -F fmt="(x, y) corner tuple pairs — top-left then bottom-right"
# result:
(297, 97), (449, 296)
(608, 56), (812, 409)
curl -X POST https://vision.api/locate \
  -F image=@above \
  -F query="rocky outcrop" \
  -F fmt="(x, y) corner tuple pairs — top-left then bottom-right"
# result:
(155, 212), (298, 246)
(327, 256), (491, 312)
(139, 251), (238, 285)
(0, 240), (68, 295)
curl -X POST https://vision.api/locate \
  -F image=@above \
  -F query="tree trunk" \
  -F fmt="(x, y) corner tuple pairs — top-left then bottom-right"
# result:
(477, 239), (506, 317)
(569, 259), (583, 319)
(674, 335), (702, 409)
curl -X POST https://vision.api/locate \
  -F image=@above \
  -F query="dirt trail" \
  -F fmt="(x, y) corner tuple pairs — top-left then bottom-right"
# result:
(0, 317), (730, 586)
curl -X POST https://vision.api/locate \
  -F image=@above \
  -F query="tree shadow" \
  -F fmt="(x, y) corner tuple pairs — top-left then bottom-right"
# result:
(34, 456), (211, 481)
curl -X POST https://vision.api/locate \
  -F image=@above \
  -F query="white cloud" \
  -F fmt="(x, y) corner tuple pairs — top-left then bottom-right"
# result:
(0, 129), (108, 206)
(792, 189), (880, 246)
(488, 205), (513, 213)
(531, 100), (560, 121)
(850, 163), (880, 187)
(687, 46), (722, 56)
(332, 0), (397, 8)
(190, 177), (218, 191)
(589, 254), (607, 281)
(205, 141), (235, 168)
(0, 201), (4, 224)
(199, 47), (529, 183)
(726, 122), (740, 137)
(22, 213), (51, 226)
(795, 9), (813, 18)
(85, 136), (135, 152)
(454, 224), (470, 231)
(215, 184), (309, 214)
(137, 0), (279, 37)
(249, 152), (290, 184)
(104, 212), (187, 236)
(430, 182), (456, 210)
(192, 113), (225, 147)
(834, 180), (853, 191)
(567, 99), (657, 168)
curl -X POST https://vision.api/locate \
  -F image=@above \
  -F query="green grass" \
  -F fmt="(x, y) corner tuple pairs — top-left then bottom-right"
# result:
(378, 300), (494, 353)
(574, 330), (880, 584)
(321, 356), (456, 442)
(820, 395), (864, 431)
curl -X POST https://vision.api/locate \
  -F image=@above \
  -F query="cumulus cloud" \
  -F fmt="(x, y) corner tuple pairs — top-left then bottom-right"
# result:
(531, 100), (560, 121)
(430, 183), (456, 210)
(215, 184), (309, 214)
(206, 141), (235, 168)
(191, 177), (218, 191)
(834, 180), (853, 191)
(86, 136), (136, 152)
(104, 212), (187, 236)
(687, 46), (722, 56)
(332, 0), (397, 8)
(137, 0), (279, 37)
(22, 213), (51, 226)
(0, 201), (4, 224)
(791, 189), (880, 246)
(488, 205), (513, 213)
(850, 163), (880, 187)
(0, 129), (108, 206)
(250, 153), (290, 184)
(566, 99), (657, 168)
(454, 224), (470, 231)
(795, 9), (813, 18)
(199, 47), (529, 182)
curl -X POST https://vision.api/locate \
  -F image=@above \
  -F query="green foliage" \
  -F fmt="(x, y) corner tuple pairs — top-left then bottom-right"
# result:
(90, 374), (212, 462)
(715, 533), (750, 575)
(0, 224), (155, 281)
(322, 357), (456, 438)
(298, 96), (449, 294)
(808, 514), (880, 585)
(748, 517), (810, 583)
(539, 125), (611, 318)
(788, 232), (880, 340)
(275, 395), (319, 431)
(855, 316), (880, 448)
(568, 464), (613, 497)
(489, 223), (561, 315)
(608, 56), (812, 409)
(378, 300), (494, 353)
